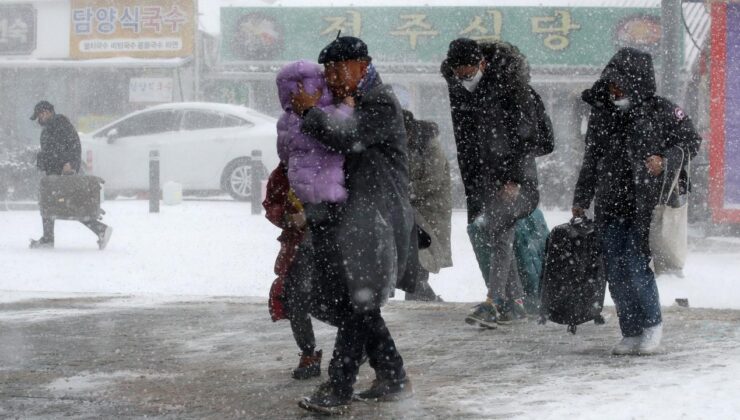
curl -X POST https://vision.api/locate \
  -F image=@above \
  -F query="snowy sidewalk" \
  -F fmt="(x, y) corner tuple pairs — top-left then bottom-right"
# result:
(1, 294), (739, 419)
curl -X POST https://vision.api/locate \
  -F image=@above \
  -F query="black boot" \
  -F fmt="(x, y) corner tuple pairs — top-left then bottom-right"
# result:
(298, 381), (351, 415)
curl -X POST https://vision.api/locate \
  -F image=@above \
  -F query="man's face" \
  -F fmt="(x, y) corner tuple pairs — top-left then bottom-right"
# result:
(608, 83), (625, 100)
(37, 110), (53, 125)
(323, 60), (369, 99)
(452, 60), (485, 81)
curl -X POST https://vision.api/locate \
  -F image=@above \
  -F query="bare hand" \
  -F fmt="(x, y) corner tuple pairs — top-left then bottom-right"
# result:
(572, 206), (586, 219)
(62, 163), (74, 175)
(499, 182), (520, 202)
(645, 155), (664, 176)
(290, 83), (322, 116)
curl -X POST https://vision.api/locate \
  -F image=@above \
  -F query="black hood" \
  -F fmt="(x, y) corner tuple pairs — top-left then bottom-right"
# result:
(478, 41), (531, 104)
(582, 47), (656, 108)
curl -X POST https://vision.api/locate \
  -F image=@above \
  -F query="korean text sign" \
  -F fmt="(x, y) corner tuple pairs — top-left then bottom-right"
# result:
(70, 0), (194, 59)
(220, 7), (660, 67)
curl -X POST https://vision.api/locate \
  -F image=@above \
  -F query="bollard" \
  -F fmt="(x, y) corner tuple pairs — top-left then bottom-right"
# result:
(251, 150), (263, 215)
(149, 150), (160, 213)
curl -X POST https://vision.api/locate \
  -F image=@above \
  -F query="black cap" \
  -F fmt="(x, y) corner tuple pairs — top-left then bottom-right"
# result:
(318, 36), (370, 64)
(446, 38), (482, 68)
(30, 100), (54, 120)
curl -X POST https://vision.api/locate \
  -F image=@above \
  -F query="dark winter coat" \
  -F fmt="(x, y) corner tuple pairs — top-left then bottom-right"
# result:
(404, 110), (453, 273)
(573, 47), (702, 254)
(442, 42), (554, 223)
(36, 114), (82, 176)
(301, 76), (415, 313)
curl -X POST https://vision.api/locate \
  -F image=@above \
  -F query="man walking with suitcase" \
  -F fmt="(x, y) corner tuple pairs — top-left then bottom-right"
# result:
(29, 101), (113, 250)
(572, 48), (701, 355)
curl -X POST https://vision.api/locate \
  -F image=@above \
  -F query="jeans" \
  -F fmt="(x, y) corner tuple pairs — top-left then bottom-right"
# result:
(601, 220), (662, 337)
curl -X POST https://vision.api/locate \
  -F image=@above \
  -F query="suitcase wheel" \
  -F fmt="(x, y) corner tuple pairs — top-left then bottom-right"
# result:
(567, 324), (577, 334)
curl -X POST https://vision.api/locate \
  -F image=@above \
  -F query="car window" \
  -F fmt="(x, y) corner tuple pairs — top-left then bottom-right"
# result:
(112, 111), (180, 138)
(181, 111), (225, 131)
(221, 115), (254, 128)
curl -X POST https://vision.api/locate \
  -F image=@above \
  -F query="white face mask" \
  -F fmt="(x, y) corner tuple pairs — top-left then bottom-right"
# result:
(613, 97), (631, 111)
(461, 70), (483, 92)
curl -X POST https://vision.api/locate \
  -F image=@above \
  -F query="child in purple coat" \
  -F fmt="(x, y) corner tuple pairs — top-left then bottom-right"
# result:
(276, 60), (352, 205)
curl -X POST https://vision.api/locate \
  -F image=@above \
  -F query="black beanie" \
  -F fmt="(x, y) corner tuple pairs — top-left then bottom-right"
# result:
(318, 36), (371, 64)
(446, 38), (481, 68)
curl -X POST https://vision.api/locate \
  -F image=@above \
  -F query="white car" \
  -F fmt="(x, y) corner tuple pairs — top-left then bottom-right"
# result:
(80, 102), (279, 200)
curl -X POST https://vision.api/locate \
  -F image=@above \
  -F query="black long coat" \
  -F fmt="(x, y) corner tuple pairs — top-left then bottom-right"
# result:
(301, 78), (415, 313)
(442, 42), (554, 223)
(36, 114), (81, 176)
(573, 48), (702, 254)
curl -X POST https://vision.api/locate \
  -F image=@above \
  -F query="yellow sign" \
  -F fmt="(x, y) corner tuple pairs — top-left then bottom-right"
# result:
(70, 0), (194, 59)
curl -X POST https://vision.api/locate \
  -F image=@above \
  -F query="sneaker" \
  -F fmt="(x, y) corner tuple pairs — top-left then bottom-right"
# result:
(298, 382), (351, 415)
(637, 323), (663, 355)
(29, 237), (54, 249)
(465, 302), (499, 329)
(611, 336), (641, 355)
(293, 350), (322, 380)
(97, 226), (113, 250)
(355, 377), (413, 402)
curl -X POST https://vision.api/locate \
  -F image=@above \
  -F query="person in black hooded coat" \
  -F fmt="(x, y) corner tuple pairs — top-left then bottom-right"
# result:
(572, 48), (701, 355)
(441, 39), (554, 327)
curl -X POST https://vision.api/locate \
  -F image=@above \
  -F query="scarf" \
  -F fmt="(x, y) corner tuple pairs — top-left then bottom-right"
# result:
(356, 63), (378, 97)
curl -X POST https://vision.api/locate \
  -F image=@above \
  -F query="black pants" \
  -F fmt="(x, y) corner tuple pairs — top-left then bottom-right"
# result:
(328, 308), (406, 399)
(42, 217), (107, 241)
(307, 207), (405, 399)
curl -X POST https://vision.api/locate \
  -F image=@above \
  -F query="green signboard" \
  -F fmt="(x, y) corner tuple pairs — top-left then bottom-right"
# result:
(220, 7), (662, 67)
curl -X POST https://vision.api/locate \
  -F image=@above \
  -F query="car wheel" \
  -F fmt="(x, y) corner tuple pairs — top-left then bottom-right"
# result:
(222, 158), (253, 201)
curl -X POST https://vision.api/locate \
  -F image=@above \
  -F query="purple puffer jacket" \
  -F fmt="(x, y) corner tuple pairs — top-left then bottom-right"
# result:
(276, 60), (350, 204)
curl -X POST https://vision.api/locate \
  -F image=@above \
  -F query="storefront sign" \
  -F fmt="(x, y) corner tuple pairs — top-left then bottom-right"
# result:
(709, 2), (740, 222)
(129, 77), (174, 102)
(220, 6), (660, 67)
(70, 0), (194, 59)
(0, 4), (36, 55)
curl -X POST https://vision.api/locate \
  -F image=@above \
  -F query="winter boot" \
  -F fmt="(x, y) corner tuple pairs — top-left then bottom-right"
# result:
(355, 377), (413, 402)
(637, 323), (663, 355)
(293, 350), (322, 380)
(97, 226), (113, 250)
(29, 237), (54, 249)
(464, 302), (499, 329)
(298, 381), (351, 415)
(611, 336), (642, 355)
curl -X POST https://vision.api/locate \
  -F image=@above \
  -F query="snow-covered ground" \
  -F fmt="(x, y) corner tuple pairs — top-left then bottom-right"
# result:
(2, 200), (739, 309)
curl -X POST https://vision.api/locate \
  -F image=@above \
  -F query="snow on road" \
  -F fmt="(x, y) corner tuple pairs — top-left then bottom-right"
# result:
(1, 200), (739, 309)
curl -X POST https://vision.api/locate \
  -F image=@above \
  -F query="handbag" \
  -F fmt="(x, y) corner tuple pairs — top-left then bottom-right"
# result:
(649, 148), (688, 272)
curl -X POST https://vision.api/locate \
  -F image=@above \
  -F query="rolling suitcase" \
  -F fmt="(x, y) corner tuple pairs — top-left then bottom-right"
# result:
(39, 175), (104, 221)
(539, 217), (606, 334)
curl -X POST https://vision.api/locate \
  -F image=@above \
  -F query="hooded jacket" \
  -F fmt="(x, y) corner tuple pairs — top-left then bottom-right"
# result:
(442, 41), (554, 223)
(276, 60), (351, 204)
(36, 114), (81, 176)
(573, 47), (702, 253)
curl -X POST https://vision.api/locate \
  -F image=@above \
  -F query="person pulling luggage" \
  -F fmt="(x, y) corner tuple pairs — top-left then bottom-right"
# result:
(29, 101), (113, 250)
(572, 48), (701, 355)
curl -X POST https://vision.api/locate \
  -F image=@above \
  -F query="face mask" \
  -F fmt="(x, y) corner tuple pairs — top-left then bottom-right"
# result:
(461, 70), (483, 92)
(613, 97), (631, 111)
